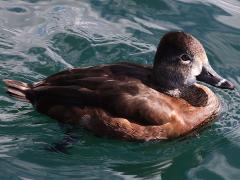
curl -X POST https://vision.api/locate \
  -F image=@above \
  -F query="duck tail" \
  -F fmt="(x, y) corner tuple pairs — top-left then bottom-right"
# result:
(3, 79), (31, 102)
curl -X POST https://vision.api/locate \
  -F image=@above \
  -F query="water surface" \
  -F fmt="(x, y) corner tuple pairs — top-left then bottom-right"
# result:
(0, 0), (240, 179)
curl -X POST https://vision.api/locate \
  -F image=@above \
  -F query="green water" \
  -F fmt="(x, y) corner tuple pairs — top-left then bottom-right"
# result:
(0, 0), (240, 179)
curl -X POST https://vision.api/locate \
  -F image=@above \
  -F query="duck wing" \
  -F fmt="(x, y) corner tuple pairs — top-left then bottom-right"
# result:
(24, 62), (160, 121)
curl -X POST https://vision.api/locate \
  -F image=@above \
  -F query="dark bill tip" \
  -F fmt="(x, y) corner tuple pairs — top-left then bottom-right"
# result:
(215, 79), (235, 90)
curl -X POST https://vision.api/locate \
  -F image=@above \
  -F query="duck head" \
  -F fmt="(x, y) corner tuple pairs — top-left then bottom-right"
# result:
(153, 31), (235, 90)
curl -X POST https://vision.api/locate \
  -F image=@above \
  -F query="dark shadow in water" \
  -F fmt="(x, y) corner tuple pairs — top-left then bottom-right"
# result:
(44, 123), (81, 154)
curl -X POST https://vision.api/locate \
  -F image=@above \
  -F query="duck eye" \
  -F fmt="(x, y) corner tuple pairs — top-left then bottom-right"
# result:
(179, 54), (191, 64)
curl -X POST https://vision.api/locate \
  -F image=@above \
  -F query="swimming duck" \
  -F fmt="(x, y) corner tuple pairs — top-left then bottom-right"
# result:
(4, 32), (235, 141)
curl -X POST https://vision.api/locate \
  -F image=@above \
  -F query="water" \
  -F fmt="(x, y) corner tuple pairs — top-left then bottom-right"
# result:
(0, 0), (239, 179)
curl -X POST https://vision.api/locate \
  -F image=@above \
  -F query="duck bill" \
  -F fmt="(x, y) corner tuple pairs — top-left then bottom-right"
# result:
(196, 64), (235, 90)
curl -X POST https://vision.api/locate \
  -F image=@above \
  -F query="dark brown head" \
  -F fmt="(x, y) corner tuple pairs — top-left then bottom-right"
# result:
(153, 31), (235, 90)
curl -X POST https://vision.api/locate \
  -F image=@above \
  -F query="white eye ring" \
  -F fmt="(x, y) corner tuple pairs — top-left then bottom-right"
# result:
(180, 54), (191, 64)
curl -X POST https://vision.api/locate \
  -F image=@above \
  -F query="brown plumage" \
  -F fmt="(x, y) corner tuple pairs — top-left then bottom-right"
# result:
(3, 32), (234, 141)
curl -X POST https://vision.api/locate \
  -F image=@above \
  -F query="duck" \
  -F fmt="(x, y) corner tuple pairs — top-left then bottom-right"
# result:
(3, 31), (235, 141)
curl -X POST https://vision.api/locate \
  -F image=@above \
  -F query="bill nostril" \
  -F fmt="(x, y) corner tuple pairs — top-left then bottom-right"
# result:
(207, 72), (214, 77)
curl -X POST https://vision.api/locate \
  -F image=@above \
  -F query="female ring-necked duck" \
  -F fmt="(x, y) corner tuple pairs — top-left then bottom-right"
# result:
(4, 32), (235, 141)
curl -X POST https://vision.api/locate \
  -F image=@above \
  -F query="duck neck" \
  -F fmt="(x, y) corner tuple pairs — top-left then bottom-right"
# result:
(156, 82), (208, 107)
(152, 67), (186, 96)
(152, 63), (197, 98)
